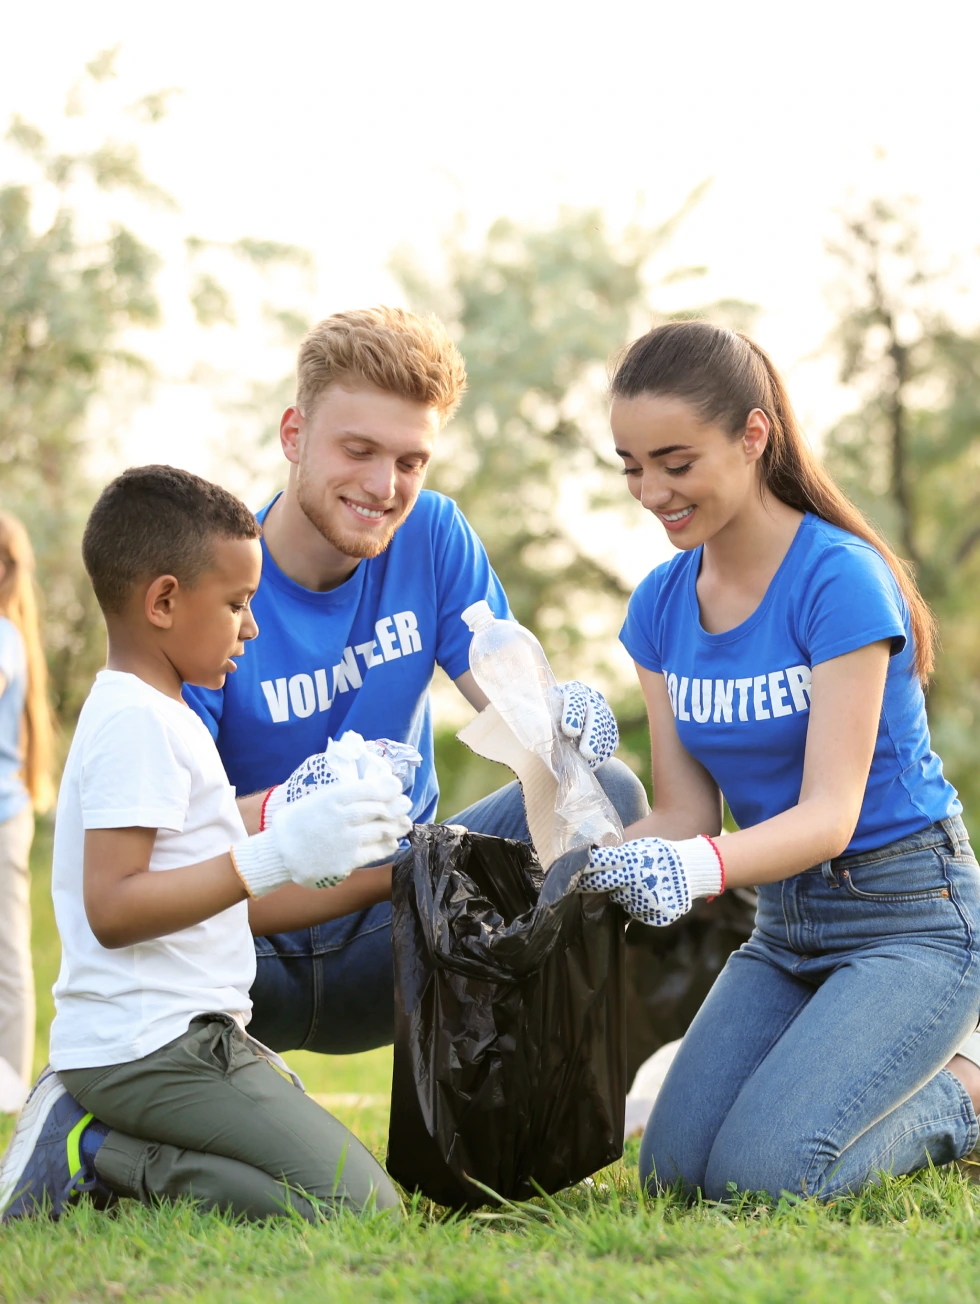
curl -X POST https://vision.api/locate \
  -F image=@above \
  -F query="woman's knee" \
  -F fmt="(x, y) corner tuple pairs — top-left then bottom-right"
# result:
(703, 1130), (814, 1203)
(638, 1118), (709, 1198)
(594, 757), (649, 826)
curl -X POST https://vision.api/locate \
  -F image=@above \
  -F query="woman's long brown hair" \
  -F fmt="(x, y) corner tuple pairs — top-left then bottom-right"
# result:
(0, 512), (55, 810)
(611, 321), (936, 683)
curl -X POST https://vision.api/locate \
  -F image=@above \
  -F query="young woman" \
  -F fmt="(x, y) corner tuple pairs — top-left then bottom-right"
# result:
(578, 321), (980, 1200)
(0, 512), (54, 1107)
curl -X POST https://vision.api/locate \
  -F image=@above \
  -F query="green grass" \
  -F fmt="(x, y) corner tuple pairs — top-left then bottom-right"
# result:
(5, 819), (980, 1302)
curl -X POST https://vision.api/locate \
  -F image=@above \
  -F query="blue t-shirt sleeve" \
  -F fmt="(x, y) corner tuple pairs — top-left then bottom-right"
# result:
(182, 683), (224, 741)
(620, 566), (667, 673)
(801, 542), (908, 666)
(433, 503), (511, 680)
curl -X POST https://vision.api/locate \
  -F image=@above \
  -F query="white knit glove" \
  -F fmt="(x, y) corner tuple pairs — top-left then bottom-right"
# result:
(262, 733), (422, 829)
(557, 681), (619, 769)
(232, 772), (413, 897)
(577, 835), (724, 926)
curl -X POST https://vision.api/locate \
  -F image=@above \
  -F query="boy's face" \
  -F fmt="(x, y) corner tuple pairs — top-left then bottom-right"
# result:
(284, 384), (439, 559)
(168, 536), (262, 689)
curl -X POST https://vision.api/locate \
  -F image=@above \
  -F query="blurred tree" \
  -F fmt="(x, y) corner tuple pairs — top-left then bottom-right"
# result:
(395, 203), (755, 814)
(824, 198), (980, 827)
(0, 53), (163, 722)
(0, 50), (310, 728)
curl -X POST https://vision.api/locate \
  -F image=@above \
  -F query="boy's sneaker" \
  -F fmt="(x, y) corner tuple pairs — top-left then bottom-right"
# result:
(0, 1066), (114, 1220)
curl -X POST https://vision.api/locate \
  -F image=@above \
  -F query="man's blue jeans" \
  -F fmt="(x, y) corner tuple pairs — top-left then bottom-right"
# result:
(642, 816), (980, 1200)
(248, 758), (649, 1054)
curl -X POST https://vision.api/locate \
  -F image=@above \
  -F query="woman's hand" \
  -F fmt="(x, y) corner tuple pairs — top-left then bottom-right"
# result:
(578, 834), (724, 925)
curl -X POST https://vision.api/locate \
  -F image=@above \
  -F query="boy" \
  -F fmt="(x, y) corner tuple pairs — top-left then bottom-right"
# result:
(0, 465), (409, 1221)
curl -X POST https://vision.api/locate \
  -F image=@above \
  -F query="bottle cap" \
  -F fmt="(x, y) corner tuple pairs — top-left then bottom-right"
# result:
(461, 600), (495, 633)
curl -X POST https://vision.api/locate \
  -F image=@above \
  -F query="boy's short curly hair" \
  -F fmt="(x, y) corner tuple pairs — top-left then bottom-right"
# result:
(296, 306), (466, 424)
(82, 464), (260, 615)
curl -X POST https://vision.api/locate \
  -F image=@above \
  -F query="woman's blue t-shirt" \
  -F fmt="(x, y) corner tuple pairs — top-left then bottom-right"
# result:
(620, 514), (958, 854)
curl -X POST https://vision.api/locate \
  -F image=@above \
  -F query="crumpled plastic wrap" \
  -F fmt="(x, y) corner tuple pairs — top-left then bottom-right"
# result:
(324, 730), (421, 788)
(386, 824), (627, 1208)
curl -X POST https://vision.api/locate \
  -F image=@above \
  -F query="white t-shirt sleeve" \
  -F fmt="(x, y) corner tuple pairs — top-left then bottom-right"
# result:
(80, 704), (192, 832)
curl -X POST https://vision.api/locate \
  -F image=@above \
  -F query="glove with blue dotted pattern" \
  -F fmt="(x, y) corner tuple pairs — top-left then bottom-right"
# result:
(232, 772), (413, 897)
(577, 835), (724, 926)
(558, 681), (619, 769)
(262, 736), (421, 829)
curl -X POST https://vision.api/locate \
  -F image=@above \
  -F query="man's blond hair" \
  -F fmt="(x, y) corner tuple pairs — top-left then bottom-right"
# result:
(296, 306), (466, 424)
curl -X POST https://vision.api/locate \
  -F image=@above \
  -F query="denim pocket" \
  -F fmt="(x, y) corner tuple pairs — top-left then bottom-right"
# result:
(840, 850), (951, 904)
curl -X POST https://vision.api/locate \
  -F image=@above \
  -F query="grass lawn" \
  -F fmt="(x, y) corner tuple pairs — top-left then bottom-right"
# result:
(3, 820), (980, 1302)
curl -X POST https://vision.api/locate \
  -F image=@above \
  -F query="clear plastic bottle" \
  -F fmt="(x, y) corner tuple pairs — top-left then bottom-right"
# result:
(461, 600), (557, 758)
(461, 601), (622, 856)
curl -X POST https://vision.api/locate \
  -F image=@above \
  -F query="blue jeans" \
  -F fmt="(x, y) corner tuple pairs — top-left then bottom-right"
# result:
(642, 815), (980, 1201)
(247, 758), (649, 1054)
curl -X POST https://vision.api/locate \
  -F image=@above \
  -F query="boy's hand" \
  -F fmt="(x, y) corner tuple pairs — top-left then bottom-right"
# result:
(557, 681), (619, 768)
(232, 772), (413, 897)
(576, 835), (724, 926)
(261, 738), (422, 829)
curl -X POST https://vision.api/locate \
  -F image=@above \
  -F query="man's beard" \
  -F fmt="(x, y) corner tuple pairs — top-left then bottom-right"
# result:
(296, 468), (403, 560)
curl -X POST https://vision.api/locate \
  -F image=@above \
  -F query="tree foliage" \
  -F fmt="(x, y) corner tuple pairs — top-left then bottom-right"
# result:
(0, 57), (163, 721)
(0, 53), (311, 728)
(824, 198), (980, 826)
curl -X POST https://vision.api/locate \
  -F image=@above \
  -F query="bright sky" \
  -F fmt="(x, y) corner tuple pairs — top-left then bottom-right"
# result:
(3, 0), (980, 598)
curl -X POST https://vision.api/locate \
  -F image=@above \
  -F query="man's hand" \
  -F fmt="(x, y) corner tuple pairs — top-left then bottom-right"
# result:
(262, 736), (422, 829)
(232, 772), (412, 897)
(558, 681), (619, 768)
(577, 835), (724, 926)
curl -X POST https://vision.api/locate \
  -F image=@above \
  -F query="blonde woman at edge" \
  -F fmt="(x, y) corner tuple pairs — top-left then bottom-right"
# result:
(0, 513), (54, 1111)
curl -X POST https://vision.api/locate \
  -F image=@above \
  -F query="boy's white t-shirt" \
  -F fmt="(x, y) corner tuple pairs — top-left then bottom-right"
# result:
(49, 670), (256, 1070)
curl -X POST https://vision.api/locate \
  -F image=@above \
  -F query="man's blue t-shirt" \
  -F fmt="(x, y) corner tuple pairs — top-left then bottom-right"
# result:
(184, 490), (509, 823)
(620, 513), (958, 854)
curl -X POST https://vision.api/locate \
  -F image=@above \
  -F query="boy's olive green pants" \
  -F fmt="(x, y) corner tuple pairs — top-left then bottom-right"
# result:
(59, 1014), (401, 1223)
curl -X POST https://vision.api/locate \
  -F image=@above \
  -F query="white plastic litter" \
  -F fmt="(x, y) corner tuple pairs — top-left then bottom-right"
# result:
(365, 738), (423, 788)
(325, 731), (408, 785)
(623, 1038), (682, 1137)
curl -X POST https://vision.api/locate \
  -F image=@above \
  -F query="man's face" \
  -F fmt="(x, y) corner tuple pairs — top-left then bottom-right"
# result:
(289, 384), (439, 559)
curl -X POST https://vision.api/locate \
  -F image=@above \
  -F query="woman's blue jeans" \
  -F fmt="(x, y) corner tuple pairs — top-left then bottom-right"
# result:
(642, 815), (980, 1201)
(247, 758), (648, 1054)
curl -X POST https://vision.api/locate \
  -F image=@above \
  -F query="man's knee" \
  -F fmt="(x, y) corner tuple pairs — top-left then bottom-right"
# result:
(593, 757), (649, 827)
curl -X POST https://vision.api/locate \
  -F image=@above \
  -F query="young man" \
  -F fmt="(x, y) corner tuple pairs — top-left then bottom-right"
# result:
(0, 467), (410, 1221)
(184, 306), (649, 1054)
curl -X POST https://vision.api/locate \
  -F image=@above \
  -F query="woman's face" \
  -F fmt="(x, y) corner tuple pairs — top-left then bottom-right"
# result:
(610, 393), (768, 549)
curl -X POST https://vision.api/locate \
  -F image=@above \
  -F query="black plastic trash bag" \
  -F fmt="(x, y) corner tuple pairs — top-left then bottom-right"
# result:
(386, 824), (627, 1209)
(624, 889), (758, 1084)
